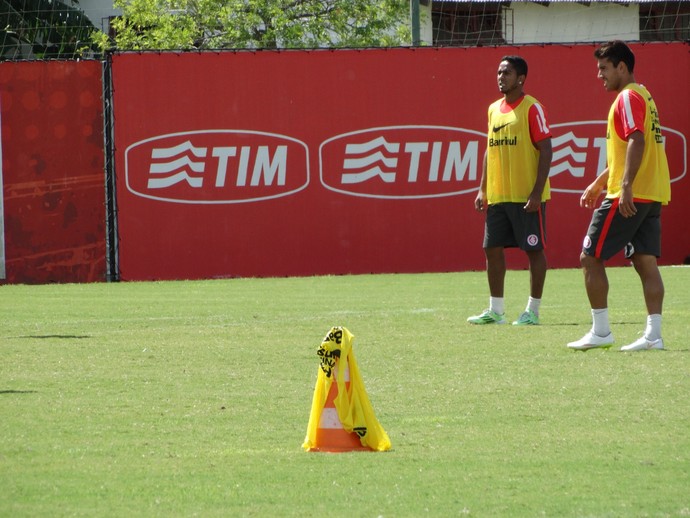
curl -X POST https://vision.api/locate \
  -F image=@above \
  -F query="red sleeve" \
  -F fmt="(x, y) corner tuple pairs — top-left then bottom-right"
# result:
(614, 89), (646, 140)
(528, 103), (551, 144)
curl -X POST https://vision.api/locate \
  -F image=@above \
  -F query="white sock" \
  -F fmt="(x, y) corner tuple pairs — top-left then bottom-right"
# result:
(645, 314), (662, 341)
(490, 296), (505, 315)
(592, 308), (610, 336)
(526, 297), (541, 316)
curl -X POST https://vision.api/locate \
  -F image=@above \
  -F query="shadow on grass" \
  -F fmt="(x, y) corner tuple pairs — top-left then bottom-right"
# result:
(543, 321), (642, 326)
(20, 335), (90, 339)
(0, 390), (37, 395)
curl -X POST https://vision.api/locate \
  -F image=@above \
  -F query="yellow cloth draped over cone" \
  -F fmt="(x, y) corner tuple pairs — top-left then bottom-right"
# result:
(302, 327), (391, 452)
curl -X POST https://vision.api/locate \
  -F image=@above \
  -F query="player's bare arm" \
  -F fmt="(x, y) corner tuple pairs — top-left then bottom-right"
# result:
(475, 150), (488, 212)
(619, 130), (645, 218)
(525, 137), (552, 212)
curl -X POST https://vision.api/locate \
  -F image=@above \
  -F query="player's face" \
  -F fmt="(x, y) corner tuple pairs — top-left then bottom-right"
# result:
(597, 58), (623, 92)
(497, 61), (521, 95)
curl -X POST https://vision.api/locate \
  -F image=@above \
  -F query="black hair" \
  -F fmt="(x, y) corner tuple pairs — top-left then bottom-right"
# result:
(500, 55), (528, 78)
(594, 40), (635, 73)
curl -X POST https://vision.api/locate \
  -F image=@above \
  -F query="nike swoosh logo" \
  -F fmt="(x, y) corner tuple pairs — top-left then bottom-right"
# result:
(492, 122), (511, 132)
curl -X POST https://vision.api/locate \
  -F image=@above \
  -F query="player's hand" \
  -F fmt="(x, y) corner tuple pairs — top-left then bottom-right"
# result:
(474, 192), (487, 212)
(580, 182), (603, 209)
(523, 193), (541, 213)
(618, 186), (637, 218)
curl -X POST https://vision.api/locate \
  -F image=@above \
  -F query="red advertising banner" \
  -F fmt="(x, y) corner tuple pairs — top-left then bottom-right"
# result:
(0, 60), (106, 284)
(112, 44), (689, 281)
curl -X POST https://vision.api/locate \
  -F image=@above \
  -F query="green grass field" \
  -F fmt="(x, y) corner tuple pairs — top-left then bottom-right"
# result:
(1, 267), (689, 517)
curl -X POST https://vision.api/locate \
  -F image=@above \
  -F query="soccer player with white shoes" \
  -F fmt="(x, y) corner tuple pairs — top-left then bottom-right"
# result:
(567, 41), (671, 352)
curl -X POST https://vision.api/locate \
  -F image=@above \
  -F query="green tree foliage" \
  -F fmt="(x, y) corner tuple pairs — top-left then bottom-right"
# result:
(98, 0), (411, 51)
(0, 0), (98, 59)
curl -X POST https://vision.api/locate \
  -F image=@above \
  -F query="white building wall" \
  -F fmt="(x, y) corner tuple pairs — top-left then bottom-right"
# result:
(510, 2), (640, 44)
(420, 1), (641, 46)
(77, 0), (121, 32)
(421, 3), (434, 44)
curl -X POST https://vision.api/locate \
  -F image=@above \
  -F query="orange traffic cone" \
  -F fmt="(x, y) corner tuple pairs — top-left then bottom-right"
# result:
(309, 359), (373, 453)
(303, 326), (391, 453)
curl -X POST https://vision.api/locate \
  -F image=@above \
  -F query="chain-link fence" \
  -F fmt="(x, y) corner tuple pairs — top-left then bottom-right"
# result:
(0, 0), (103, 60)
(1, 1), (689, 60)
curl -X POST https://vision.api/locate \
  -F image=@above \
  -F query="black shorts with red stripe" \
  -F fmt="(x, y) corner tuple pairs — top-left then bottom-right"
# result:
(483, 202), (547, 251)
(582, 198), (662, 260)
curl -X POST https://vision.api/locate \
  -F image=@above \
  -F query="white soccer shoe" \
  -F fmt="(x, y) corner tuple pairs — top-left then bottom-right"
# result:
(567, 331), (614, 351)
(620, 336), (665, 352)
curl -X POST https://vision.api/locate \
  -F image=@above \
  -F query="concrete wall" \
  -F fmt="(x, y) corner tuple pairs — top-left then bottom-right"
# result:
(421, 2), (641, 45)
(510, 2), (639, 44)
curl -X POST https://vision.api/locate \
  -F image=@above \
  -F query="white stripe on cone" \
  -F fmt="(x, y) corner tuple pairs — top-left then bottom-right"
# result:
(318, 407), (342, 429)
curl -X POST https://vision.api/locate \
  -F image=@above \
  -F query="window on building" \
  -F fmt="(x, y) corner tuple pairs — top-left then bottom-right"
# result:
(431, 1), (509, 46)
(639, 1), (690, 41)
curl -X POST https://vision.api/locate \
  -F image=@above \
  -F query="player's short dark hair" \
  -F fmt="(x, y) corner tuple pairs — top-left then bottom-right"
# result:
(594, 40), (635, 73)
(501, 55), (528, 78)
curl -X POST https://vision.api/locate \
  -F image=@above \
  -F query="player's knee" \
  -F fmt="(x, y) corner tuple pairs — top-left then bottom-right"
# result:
(580, 252), (602, 271)
(631, 253), (660, 276)
(579, 252), (589, 267)
(526, 249), (546, 264)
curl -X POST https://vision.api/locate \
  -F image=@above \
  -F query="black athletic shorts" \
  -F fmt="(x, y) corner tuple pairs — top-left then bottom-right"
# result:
(483, 202), (547, 251)
(582, 198), (662, 260)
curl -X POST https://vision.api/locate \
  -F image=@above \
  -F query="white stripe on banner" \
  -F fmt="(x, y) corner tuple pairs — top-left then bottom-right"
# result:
(0, 99), (5, 280)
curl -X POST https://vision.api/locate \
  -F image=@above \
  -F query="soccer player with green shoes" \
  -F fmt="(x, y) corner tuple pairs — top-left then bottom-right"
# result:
(468, 55), (553, 327)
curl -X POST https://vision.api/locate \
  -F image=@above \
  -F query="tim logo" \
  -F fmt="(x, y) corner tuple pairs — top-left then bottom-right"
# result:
(125, 130), (309, 203)
(319, 126), (484, 199)
(549, 121), (686, 193)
